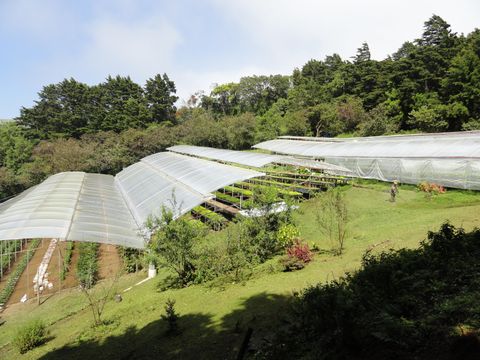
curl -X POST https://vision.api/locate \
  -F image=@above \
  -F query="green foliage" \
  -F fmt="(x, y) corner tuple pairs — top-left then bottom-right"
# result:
(202, 75), (290, 116)
(0, 240), (23, 278)
(161, 298), (180, 335)
(76, 242), (99, 289)
(214, 191), (253, 209)
(145, 74), (178, 123)
(262, 224), (480, 359)
(314, 189), (349, 255)
(13, 320), (47, 354)
(149, 209), (207, 286)
(194, 233), (250, 285)
(17, 74), (178, 139)
(60, 241), (74, 281)
(119, 247), (144, 273)
(191, 206), (228, 229)
(0, 239), (40, 305)
(277, 223), (300, 248)
(0, 122), (33, 172)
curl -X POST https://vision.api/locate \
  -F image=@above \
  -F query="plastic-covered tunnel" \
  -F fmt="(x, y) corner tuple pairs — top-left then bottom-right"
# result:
(253, 131), (480, 190)
(0, 152), (264, 248)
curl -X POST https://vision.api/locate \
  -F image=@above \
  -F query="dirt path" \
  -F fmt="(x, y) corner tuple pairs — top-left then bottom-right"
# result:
(6, 239), (49, 306)
(97, 244), (123, 280)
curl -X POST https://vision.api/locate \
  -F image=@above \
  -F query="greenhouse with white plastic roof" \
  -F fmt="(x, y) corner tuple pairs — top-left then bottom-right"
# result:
(253, 131), (480, 190)
(0, 152), (265, 249)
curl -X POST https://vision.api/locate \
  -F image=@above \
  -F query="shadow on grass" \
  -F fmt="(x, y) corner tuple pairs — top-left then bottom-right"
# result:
(39, 292), (290, 360)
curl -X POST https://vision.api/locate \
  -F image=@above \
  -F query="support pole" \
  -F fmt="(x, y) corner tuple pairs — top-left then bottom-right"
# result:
(58, 244), (61, 291)
(26, 240), (30, 301)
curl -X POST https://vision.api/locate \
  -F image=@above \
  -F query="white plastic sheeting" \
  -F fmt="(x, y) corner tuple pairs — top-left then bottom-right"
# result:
(278, 131), (480, 142)
(168, 144), (284, 168)
(0, 172), (142, 248)
(167, 145), (352, 175)
(143, 152), (264, 195)
(254, 133), (480, 189)
(115, 161), (207, 226)
(272, 158), (353, 175)
(0, 153), (265, 248)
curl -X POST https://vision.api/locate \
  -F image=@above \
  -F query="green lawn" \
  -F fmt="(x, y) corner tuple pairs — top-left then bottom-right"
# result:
(1, 182), (479, 359)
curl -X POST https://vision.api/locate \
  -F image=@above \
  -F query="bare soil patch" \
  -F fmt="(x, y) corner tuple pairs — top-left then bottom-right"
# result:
(97, 244), (122, 280)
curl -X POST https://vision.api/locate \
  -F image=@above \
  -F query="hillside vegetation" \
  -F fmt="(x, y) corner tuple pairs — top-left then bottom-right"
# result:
(0, 183), (479, 359)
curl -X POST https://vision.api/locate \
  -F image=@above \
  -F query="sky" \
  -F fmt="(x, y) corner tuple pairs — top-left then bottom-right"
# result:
(0, 0), (479, 119)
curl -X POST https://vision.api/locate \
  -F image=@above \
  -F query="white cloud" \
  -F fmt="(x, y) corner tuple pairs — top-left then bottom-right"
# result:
(211, 0), (480, 66)
(79, 16), (182, 81)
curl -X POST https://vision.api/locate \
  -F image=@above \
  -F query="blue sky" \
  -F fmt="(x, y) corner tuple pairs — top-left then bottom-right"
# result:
(0, 0), (479, 119)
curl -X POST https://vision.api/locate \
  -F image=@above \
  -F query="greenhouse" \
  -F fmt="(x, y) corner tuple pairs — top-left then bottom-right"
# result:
(254, 131), (480, 190)
(0, 153), (264, 248)
(168, 144), (352, 175)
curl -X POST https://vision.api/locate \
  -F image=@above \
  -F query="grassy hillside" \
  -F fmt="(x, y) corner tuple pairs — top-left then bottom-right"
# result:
(1, 182), (479, 359)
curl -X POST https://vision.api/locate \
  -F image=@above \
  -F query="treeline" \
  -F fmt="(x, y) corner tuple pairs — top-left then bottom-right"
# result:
(1, 15), (479, 200)
(19, 74), (178, 139)
(201, 15), (480, 136)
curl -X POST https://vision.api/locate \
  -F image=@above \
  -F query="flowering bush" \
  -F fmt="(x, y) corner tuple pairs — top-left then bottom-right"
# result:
(281, 239), (313, 271)
(418, 181), (446, 194)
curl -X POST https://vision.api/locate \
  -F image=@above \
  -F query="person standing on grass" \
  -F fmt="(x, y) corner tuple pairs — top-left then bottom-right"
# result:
(390, 180), (399, 202)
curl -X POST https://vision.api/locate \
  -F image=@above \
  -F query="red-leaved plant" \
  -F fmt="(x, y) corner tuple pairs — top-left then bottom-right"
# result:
(287, 239), (313, 263)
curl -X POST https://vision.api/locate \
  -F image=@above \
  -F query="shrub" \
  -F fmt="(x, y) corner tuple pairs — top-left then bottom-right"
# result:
(194, 234), (250, 284)
(418, 181), (446, 194)
(13, 320), (47, 354)
(120, 247), (144, 273)
(281, 239), (313, 271)
(277, 224), (300, 248)
(161, 298), (180, 335)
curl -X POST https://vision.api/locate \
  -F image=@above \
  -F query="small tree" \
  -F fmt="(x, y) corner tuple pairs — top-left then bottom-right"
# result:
(161, 298), (180, 335)
(238, 186), (294, 263)
(315, 189), (349, 255)
(80, 273), (120, 326)
(147, 207), (206, 286)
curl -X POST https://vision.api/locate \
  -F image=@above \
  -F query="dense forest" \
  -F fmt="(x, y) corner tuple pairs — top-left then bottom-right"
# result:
(1, 15), (479, 200)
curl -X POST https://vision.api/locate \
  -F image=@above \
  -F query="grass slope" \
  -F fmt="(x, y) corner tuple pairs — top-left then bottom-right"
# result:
(1, 182), (479, 359)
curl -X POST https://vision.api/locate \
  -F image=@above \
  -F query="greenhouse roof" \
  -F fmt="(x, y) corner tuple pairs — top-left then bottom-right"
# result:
(0, 172), (142, 248)
(0, 153), (264, 248)
(168, 145), (284, 168)
(278, 131), (480, 143)
(254, 132), (480, 190)
(167, 145), (352, 174)
(254, 135), (480, 159)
